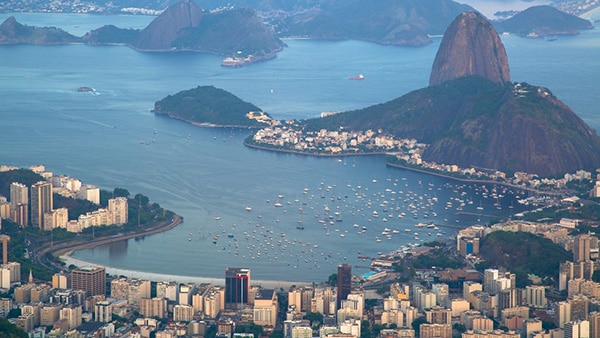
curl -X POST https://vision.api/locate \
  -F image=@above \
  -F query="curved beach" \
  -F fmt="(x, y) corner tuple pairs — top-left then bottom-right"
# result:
(60, 254), (308, 289)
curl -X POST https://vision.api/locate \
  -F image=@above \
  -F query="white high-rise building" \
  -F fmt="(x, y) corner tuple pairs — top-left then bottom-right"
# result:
(77, 185), (100, 205)
(31, 181), (53, 229)
(108, 197), (128, 225)
(565, 320), (590, 338)
(157, 281), (178, 302)
(95, 300), (113, 323)
(525, 286), (547, 308)
(60, 305), (82, 330)
(484, 269), (499, 294)
(10, 182), (28, 226)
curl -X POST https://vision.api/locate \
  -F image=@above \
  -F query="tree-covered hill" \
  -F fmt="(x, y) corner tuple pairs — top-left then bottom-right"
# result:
(0, 169), (45, 198)
(0, 16), (80, 45)
(302, 76), (600, 177)
(494, 5), (593, 37)
(153, 85), (269, 127)
(479, 231), (571, 287)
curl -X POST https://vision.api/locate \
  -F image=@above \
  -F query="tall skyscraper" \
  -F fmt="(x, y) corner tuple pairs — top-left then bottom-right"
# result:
(225, 268), (250, 309)
(337, 263), (352, 308)
(30, 181), (53, 229)
(574, 235), (593, 262)
(565, 320), (590, 338)
(10, 182), (28, 227)
(70, 266), (106, 297)
(590, 312), (600, 338)
(108, 197), (128, 225)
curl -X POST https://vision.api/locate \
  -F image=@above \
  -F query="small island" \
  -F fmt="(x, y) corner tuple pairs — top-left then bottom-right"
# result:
(494, 5), (594, 37)
(152, 85), (276, 128)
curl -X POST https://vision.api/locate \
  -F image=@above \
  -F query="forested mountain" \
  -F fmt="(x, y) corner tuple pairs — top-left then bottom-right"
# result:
(153, 86), (269, 127)
(494, 5), (593, 37)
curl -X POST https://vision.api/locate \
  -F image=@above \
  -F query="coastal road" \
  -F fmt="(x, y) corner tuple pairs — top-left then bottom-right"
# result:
(32, 214), (183, 272)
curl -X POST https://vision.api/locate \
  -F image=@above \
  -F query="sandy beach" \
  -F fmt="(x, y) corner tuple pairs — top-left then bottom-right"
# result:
(60, 254), (310, 289)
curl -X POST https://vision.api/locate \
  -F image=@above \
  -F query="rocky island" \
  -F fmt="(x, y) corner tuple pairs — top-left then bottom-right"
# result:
(153, 85), (276, 128)
(494, 5), (594, 38)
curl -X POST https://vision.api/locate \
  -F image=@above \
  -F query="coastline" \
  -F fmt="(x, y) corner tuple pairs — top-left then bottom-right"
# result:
(243, 140), (389, 157)
(60, 255), (309, 289)
(385, 160), (563, 196)
(53, 214), (311, 288)
(154, 112), (264, 129)
(244, 141), (563, 197)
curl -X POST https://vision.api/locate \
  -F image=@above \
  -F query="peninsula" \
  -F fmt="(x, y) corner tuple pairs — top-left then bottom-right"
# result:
(245, 12), (600, 181)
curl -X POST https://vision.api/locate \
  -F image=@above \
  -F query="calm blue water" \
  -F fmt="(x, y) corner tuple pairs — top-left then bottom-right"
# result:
(1, 13), (599, 282)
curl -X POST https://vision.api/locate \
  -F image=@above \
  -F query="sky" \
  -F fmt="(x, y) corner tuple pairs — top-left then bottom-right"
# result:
(455, 0), (553, 18)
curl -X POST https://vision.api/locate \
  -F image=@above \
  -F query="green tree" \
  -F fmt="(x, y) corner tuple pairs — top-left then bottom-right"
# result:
(361, 320), (372, 338)
(412, 317), (429, 336)
(327, 273), (337, 287)
(303, 312), (323, 327)
(0, 317), (28, 337)
(271, 330), (284, 338)
(113, 188), (130, 198)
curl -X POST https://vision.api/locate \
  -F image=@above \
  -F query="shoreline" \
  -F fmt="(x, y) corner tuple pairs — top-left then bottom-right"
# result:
(59, 255), (310, 289)
(244, 141), (564, 196)
(385, 161), (563, 196)
(243, 141), (389, 157)
(53, 214), (312, 288)
(154, 112), (264, 129)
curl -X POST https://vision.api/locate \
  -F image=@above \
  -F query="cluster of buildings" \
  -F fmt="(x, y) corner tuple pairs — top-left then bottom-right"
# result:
(553, 0), (600, 15)
(0, 262), (390, 338)
(0, 0), (161, 14)
(0, 0), (110, 13)
(0, 165), (128, 233)
(250, 123), (600, 197)
(251, 126), (426, 156)
(3, 215), (600, 338)
(1, 266), (273, 337)
(450, 220), (600, 338)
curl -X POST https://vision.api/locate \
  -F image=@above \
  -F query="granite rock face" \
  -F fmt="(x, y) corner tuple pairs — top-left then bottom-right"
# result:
(133, 0), (204, 51)
(429, 12), (511, 86)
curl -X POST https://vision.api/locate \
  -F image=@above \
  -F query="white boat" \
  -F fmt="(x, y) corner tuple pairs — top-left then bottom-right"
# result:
(245, 206), (252, 211)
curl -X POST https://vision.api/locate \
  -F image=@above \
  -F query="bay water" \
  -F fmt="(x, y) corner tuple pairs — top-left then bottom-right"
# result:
(1, 13), (599, 282)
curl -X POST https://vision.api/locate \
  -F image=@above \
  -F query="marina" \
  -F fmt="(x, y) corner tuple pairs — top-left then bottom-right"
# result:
(155, 166), (530, 279)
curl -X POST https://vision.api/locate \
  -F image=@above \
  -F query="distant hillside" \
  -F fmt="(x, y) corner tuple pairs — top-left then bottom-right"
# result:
(479, 231), (570, 287)
(0, 16), (80, 45)
(304, 76), (600, 177)
(82, 25), (140, 45)
(494, 5), (593, 37)
(280, 0), (474, 46)
(129, 0), (284, 58)
(153, 86), (269, 127)
(172, 8), (285, 57)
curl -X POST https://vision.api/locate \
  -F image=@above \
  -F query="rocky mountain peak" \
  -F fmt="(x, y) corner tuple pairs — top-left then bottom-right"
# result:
(134, 0), (204, 51)
(429, 12), (511, 86)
